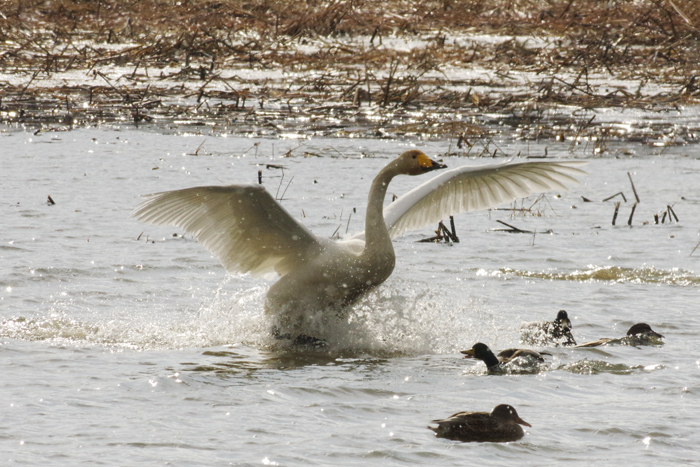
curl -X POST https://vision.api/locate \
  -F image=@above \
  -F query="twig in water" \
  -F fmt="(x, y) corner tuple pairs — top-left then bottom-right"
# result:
(278, 175), (294, 201)
(345, 212), (352, 234)
(612, 201), (621, 225)
(667, 205), (679, 222)
(438, 221), (456, 242)
(690, 239), (700, 257)
(275, 168), (285, 200)
(189, 140), (206, 155)
(449, 216), (459, 243)
(418, 218), (458, 243)
(627, 172), (640, 203)
(627, 202), (638, 226)
(603, 192), (627, 202)
(494, 220), (533, 233)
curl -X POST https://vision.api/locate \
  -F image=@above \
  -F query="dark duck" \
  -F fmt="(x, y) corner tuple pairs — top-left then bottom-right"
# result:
(461, 342), (549, 374)
(520, 309), (576, 346)
(430, 404), (531, 442)
(575, 323), (664, 347)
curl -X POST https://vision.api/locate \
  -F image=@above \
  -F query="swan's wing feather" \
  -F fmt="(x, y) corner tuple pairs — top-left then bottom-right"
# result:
(385, 160), (587, 239)
(131, 184), (322, 278)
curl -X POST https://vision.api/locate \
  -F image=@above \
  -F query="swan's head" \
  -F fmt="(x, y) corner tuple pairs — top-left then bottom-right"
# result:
(397, 150), (447, 176)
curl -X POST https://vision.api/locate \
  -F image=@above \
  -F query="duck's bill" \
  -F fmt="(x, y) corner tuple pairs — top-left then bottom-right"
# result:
(460, 349), (476, 358)
(516, 416), (532, 427)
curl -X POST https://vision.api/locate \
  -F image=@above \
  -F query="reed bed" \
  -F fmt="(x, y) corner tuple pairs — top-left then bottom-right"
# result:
(1, 0), (699, 145)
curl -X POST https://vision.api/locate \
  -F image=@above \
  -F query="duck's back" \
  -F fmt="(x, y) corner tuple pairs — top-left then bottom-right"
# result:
(431, 411), (524, 442)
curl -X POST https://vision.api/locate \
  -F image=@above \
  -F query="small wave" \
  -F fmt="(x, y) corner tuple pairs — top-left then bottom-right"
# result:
(496, 265), (700, 286)
(558, 360), (665, 375)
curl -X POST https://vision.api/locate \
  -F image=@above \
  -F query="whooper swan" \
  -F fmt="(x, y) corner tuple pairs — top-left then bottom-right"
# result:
(131, 150), (586, 341)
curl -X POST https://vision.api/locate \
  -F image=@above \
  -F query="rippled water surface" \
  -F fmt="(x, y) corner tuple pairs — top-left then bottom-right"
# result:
(2, 128), (699, 465)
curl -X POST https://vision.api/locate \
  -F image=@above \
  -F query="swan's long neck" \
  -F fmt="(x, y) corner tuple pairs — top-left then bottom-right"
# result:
(363, 163), (397, 261)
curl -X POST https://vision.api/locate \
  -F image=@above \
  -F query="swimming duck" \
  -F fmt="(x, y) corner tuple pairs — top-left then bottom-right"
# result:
(429, 404), (531, 442)
(575, 323), (665, 347)
(132, 152), (585, 341)
(520, 309), (576, 346)
(461, 342), (549, 373)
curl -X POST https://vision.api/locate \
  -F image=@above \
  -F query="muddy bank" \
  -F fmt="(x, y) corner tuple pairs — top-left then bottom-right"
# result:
(1, 0), (699, 148)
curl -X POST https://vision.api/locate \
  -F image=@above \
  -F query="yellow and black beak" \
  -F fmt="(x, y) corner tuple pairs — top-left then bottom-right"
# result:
(416, 152), (447, 172)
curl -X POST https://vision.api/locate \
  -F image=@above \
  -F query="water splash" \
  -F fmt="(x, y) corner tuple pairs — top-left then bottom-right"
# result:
(0, 278), (486, 356)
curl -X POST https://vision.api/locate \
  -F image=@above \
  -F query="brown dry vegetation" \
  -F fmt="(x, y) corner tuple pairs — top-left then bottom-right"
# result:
(1, 0), (699, 144)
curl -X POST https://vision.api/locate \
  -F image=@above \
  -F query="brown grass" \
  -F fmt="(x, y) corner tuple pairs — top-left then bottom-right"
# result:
(1, 0), (699, 144)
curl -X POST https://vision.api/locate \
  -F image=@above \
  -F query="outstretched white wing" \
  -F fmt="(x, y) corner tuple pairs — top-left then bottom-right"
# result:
(384, 160), (587, 239)
(131, 184), (323, 278)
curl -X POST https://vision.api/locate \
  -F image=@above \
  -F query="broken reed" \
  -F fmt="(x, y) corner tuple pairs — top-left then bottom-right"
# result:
(607, 173), (679, 226)
(419, 216), (459, 243)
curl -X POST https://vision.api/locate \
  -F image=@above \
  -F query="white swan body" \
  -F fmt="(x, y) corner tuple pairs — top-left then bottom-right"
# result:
(131, 151), (586, 338)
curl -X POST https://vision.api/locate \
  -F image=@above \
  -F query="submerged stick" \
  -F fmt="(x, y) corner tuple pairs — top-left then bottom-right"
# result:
(495, 220), (532, 233)
(449, 216), (459, 243)
(668, 205), (679, 222)
(627, 202), (638, 225)
(437, 221), (458, 243)
(612, 201), (620, 225)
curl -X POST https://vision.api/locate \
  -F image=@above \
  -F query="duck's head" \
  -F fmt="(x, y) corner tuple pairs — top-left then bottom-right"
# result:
(491, 404), (531, 427)
(626, 323), (664, 339)
(461, 342), (499, 366)
(555, 309), (572, 330)
(397, 150), (447, 176)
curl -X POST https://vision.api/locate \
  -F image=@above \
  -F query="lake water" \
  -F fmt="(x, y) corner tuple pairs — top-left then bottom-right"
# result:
(2, 127), (699, 465)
